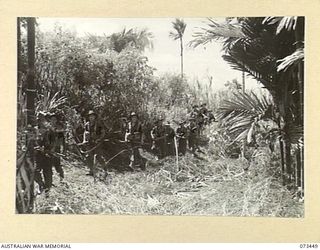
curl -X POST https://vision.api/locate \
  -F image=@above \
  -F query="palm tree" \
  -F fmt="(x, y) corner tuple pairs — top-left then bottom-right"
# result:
(109, 28), (154, 53)
(169, 18), (187, 80)
(217, 91), (274, 144)
(191, 17), (304, 189)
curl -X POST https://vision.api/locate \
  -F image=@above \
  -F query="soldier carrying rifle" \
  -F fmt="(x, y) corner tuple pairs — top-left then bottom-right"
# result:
(150, 116), (166, 160)
(187, 115), (200, 154)
(34, 112), (65, 197)
(125, 112), (145, 170)
(83, 110), (106, 177)
(49, 113), (65, 182)
(176, 120), (188, 156)
(164, 121), (175, 156)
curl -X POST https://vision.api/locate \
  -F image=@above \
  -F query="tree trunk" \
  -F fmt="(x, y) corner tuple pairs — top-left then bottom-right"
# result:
(279, 135), (285, 185)
(295, 17), (304, 197)
(17, 18), (22, 84)
(24, 17), (36, 213)
(301, 146), (304, 196)
(180, 37), (183, 81)
(284, 135), (292, 185)
(276, 112), (286, 185)
(295, 17), (304, 125)
(296, 145), (302, 188)
(17, 18), (22, 128)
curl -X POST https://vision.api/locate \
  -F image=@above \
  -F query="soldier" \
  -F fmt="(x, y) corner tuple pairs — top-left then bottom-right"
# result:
(150, 117), (166, 159)
(164, 121), (175, 156)
(125, 112), (145, 170)
(199, 103), (208, 116)
(34, 112), (60, 197)
(111, 116), (128, 140)
(190, 105), (199, 118)
(84, 110), (106, 176)
(176, 120), (188, 156)
(199, 103), (209, 128)
(207, 110), (216, 123)
(48, 113), (65, 182)
(187, 116), (199, 154)
(119, 116), (128, 139)
(34, 112), (49, 194)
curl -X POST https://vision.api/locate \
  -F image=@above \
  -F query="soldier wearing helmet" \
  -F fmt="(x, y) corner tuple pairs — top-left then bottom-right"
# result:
(164, 121), (175, 156)
(84, 110), (106, 176)
(176, 120), (188, 156)
(150, 116), (166, 159)
(125, 112), (145, 170)
(187, 115), (200, 155)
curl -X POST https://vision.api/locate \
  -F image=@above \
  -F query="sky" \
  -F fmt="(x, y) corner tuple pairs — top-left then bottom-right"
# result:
(37, 17), (260, 91)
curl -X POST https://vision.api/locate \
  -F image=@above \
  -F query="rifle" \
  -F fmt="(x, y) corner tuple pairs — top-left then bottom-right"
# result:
(34, 146), (66, 159)
(176, 134), (187, 139)
(151, 135), (167, 141)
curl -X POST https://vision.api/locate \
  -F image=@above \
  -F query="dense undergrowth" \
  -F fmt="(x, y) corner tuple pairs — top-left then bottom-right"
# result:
(34, 126), (304, 217)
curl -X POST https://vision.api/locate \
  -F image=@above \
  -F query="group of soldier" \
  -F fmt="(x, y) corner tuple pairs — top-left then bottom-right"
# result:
(33, 102), (215, 197)
(148, 103), (215, 159)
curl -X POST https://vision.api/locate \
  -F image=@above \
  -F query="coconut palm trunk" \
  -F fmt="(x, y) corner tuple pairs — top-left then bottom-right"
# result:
(180, 36), (183, 81)
(26, 17), (36, 146)
(17, 18), (22, 83)
(276, 116), (286, 185)
(169, 18), (186, 81)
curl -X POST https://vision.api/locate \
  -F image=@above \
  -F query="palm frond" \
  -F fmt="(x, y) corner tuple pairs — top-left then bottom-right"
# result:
(222, 55), (273, 88)
(189, 18), (246, 48)
(217, 91), (273, 143)
(35, 91), (67, 115)
(169, 18), (186, 40)
(287, 123), (303, 145)
(277, 47), (304, 72)
(169, 31), (179, 40)
(263, 16), (298, 34)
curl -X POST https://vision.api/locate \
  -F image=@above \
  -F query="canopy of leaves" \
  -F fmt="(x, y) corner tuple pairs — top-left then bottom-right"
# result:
(169, 18), (187, 40)
(18, 24), (156, 130)
(108, 28), (154, 53)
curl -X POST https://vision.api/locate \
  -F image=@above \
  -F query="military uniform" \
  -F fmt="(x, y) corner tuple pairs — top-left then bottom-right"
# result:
(34, 113), (65, 196)
(85, 110), (105, 176)
(164, 122), (175, 156)
(34, 118), (49, 193)
(207, 110), (216, 123)
(187, 118), (199, 153)
(176, 122), (188, 155)
(51, 118), (65, 181)
(190, 105), (199, 118)
(199, 104), (208, 117)
(125, 112), (145, 169)
(151, 119), (166, 159)
(35, 124), (57, 195)
(199, 103), (209, 129)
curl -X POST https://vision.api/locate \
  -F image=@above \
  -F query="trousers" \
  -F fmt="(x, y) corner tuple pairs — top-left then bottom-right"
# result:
(35, 151), (53, 190)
